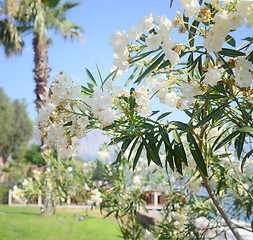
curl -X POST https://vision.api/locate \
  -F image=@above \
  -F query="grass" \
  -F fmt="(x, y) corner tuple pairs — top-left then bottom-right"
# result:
(0, 205), (122, 240)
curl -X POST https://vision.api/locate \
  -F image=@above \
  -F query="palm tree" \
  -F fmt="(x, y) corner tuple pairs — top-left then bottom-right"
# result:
(0, 0), (83, 214)
(0, 0), (83, 114)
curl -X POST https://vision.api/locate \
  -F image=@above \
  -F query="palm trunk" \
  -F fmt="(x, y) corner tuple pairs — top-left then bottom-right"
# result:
(33, 33), (52, 215)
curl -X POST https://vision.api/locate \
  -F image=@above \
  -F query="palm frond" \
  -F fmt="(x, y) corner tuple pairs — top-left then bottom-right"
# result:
(0, 19), (24, 57)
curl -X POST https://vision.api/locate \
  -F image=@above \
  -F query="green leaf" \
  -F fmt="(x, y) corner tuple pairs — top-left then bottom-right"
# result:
(165, 143), (174, 172)
(235, 132), (246, 159)
(96, 63), (103, 85)
(211, 127), (231, 150)
(238, 126), (253, 132)
(195, 102), (229, 128)
(143, 137), (163, 167)
(157, 112), (171, 121)
(109, 136), (130, 145)
(173, 148), (183, 175)
(128, 137), (139, 161)
(158, 60), (171, 69)
(85, 68), (97, 86)
(130, 50), (154, 64)
(170, 0), (174, 8)
(187, 132), (208, 176)
(125, 66), (139, 86)
(247, 50), (253, 63)
(183, 14), (189, 30)
(173, 130), (187, 165)
(81, 86), (93, 94)
(194, 94), (226, 100)
(170, 121), (190, 131)
(225, 35), (236, 47)
(133, 142), (144, 171)
(189, 20), (200, 47)
(218, 48), (245, 57)
(242, 37), (253, 42)
(187, 52), (194, 78)
(63, 121), (72, 127)
(214, 131), (240, 151)
(214, 52), (233, 75)
(241, 149), (253, 172)
(115, 138), (134, 163)
(134, 53), (165, 84)
(198, 54), (203, 76)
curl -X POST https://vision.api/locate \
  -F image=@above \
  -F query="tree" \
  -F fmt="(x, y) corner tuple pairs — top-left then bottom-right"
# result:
(0, 0), (83, 115)
(24, 144), (44, 167)
(0, 0), (83, 214)
(0, 88), (33, 182)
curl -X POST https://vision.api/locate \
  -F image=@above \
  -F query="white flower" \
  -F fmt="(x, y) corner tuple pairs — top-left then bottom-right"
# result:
(146, 33), (161, 50)
(203, 68), (223, 86)
(186, 178), (202, 192)
(67, 167), (72, 172)
(180, 0), (200, 18)
(138, 16), (154, 32)
(195, 216), (209, 229)
(234, 57), (253, 87)
(22, 179), (28, 186)
(58, 145), (75, 159)
(165, 91), (177, 109)
(228, 11), (244, 29)
(203, 32), (225, 53)
(76, 116), (89, 128)
(181, 83), (202, 104)
(91, 188), (102, 206)
(109, 30), (129, 51)
(164, 50), (180, 65)
(143, 229), (157, 240)
(128, 26), (142, 41)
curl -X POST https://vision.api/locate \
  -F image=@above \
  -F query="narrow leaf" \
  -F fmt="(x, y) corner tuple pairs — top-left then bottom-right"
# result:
(170, 121), (190, 131)
(128, 137), (139, 161)
(214, 52), (233, 75)
(187, 132), (208, 176)
(241, 149), (253, 172)
(238, 126), (253, 132)
(86, 68), (97, 86)
(219, 48), (245, 57)
(214, 131), (240, 151)
(157, 112), (171, 121)
(134, 53), (165, 84)
(195, 102), (229, 128)
(173, 130), (187, 165)
(235, 132), (246, 159)
(225, 35), (236, 47)
(133, 142), (144, 171)
(194, 94), (226, 100)
(125, 66), (139, 86)
(189, 20), (200, 47)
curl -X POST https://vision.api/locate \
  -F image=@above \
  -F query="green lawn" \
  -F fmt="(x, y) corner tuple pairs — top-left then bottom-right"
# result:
(0, 205), (122, 240)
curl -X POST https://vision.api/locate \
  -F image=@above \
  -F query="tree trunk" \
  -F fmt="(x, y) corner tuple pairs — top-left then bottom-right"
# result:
(33, 34), (50, 114)
(32, 33), (52, 215)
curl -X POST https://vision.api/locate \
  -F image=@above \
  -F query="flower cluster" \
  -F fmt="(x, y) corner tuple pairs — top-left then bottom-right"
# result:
(90, 188), (102, 206)
(110, 14), (180, 70)
(234, 56), (253, 88)
(203, 1), (252, 52)
(151, 74), (178, 109)
(134, 87), (153, 118)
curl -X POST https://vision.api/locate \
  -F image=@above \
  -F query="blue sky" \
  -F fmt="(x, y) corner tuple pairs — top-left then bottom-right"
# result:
(0, 0), (182, 121)
(0, 0), (252, 157)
